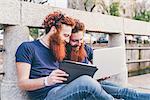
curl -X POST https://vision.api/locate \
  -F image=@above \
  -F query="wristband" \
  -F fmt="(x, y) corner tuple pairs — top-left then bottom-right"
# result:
(44, 76), (49, 86)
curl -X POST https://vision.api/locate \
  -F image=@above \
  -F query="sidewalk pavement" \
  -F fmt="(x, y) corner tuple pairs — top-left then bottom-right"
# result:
(128, 73), (150, 93)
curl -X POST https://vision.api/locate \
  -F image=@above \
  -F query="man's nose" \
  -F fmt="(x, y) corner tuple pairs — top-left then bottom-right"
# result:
(76, 41), (80, 45)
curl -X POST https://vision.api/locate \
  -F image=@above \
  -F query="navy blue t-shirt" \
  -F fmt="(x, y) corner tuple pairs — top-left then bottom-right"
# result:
(82, 44), (93, 64)
(15, 40), (93, 100)
(15, 40), (60, 99)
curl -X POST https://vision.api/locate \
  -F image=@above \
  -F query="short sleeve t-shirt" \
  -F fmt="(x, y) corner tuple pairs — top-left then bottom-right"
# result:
(83, 44), (93, 64)
(15, 40), (93, 99)
(15, 40), (60, 99)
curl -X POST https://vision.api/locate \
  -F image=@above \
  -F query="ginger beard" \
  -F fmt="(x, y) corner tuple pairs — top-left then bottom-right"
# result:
(49, 32), (66, 62)
(70, 43), (87, 62)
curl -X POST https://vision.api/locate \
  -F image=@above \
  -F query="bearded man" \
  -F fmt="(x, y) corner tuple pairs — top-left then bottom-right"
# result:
(65, 19), (93, 64)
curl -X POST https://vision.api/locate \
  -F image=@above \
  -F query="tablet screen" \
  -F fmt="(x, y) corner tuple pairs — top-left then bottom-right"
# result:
(59, 60), (98, 83)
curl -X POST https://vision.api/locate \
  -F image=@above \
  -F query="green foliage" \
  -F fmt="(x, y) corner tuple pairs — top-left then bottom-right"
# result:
(133, 10), (150, 22)
(30, 28), (39, 39)
(109, 2), (120, 16)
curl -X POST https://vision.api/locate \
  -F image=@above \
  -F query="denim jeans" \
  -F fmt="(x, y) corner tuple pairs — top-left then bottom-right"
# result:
(100, 81), (150, 100)
(44, 75), (150, 100)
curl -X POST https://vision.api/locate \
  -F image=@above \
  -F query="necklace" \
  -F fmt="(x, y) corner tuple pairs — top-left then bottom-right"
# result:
(39, 39), (49, 48)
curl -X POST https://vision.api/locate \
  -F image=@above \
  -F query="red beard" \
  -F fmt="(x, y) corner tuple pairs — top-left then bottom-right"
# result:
(70, 44), (87, 62)
(49, 32), (66, 62)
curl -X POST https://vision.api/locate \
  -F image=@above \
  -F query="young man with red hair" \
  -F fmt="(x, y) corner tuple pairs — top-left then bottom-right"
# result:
(65, 19), (92, 64)
(16, 11), (75, 100)
(65, 19), (150, 100)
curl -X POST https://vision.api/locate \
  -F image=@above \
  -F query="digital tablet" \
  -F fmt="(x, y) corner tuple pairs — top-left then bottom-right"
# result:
(59, 60), (98, 83)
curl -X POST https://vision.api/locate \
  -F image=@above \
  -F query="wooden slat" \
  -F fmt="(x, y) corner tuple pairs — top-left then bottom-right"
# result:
(127, 59), (150, 63)
(126, 47), (150, 50)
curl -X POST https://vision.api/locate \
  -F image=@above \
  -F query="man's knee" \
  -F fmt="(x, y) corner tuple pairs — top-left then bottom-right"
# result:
(75, 75), (95, 84)
(74, 75), (101, 89)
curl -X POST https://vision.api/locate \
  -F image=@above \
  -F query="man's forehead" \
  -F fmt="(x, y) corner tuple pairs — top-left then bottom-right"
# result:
(71, 34), (83, 39)
(72, 32), (83, 36)
(62, 24), (72, 29)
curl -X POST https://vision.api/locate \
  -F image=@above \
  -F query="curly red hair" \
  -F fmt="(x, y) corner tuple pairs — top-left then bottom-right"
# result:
(72, 19), (85, 34)
(43, 11), (75, 34)
(66, 20), (87, 62)
(42, 11), (75, 61)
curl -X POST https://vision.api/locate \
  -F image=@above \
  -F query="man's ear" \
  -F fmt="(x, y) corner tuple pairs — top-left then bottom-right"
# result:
(51, 26), (57, 33)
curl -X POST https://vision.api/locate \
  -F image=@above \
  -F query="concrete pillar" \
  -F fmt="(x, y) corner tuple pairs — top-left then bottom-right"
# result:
(1, 25), (30, 100)
(107, 33), (128, 86)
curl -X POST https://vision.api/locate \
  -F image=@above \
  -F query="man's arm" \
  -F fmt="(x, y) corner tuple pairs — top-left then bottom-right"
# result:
(16, 62), (45, 91)
(16, 62), (69, 91)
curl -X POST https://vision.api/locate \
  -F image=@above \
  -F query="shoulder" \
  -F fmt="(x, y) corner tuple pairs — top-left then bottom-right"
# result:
(84, 44), (93, 62)
(15, 41), (36, 63)
(84, 44), (93, 53)
(16, 41), (36, 53)
(18, 41), (36, 49)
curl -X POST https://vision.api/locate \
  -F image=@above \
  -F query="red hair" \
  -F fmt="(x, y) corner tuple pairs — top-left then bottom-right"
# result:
(69, 20), (87, 62)
(42, 11), (75, 61)
(49, 33), (66, 62)
(66, 19), (87, 62)
(72, 19), (85, 34)
(69, 43), (87, 62)
(43, 11), (75, 34)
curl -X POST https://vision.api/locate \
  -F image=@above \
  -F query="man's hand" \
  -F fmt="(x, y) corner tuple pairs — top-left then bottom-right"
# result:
(97, 76), (110, 82)
(47, 69), (69, 85)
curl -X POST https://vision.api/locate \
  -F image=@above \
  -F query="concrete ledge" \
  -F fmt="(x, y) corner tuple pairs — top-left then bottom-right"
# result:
(21, 2), (53, 27)
(0, 0), (20, 25)
(53, 8), (124, 33)
(22, 2), (123, 33)
(1, 1), (150, 35)
(124, 18), (150, 35)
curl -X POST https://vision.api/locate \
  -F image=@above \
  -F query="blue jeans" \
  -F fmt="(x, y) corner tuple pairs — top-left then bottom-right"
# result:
(44, 75), (150, 100)
(100, 81), (150, 100)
